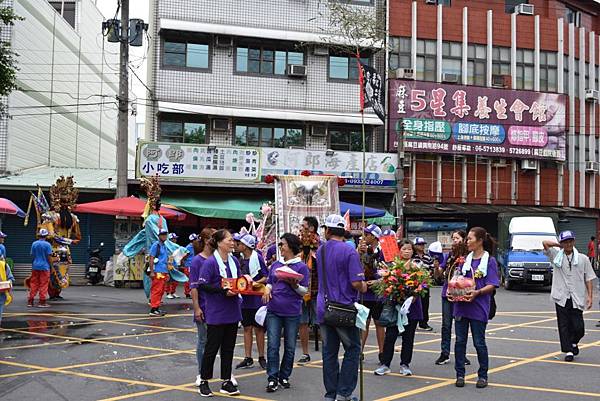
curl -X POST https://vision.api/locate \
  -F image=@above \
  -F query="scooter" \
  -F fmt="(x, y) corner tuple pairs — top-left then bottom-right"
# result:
(87, 242), (105, 285)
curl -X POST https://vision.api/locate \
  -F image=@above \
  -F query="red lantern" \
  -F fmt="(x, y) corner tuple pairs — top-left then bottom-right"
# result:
(337, 177), (346, 187)
(301, 170), (312, 177)
(264, 175), (275, 184)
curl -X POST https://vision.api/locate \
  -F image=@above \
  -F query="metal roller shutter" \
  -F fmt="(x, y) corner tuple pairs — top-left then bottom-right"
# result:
(558, 217), (597, 254)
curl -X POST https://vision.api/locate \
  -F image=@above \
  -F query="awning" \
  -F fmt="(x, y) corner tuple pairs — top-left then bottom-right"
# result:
(162, 196), (269, 220)
(367, 211), (396, 226)
(404, 203), (592, 217)
(75, 196), (185, 220)
(340, 201), (386, 218)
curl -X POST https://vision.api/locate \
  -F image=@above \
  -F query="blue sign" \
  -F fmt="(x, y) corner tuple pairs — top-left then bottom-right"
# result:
(452, 123), (505, 144)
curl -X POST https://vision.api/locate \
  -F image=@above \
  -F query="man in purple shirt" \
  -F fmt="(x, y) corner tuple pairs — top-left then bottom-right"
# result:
(316, 214), (366, 401)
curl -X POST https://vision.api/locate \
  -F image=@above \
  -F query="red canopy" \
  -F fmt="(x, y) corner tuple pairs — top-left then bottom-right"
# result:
(74, 196), (185, 220)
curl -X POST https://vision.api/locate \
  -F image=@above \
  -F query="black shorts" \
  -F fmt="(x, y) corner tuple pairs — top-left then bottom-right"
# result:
(362, 300), (384, 321)
(241, 308), (263, 328)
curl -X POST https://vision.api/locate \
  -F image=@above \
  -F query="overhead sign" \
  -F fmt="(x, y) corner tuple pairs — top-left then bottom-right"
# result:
(260, 147), (397, 187)
(389, 80), (567, 161)
(136, 142), (261, 181)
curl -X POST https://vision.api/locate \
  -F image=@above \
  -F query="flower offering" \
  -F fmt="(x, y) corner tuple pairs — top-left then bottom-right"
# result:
(372, 258), (432, 304)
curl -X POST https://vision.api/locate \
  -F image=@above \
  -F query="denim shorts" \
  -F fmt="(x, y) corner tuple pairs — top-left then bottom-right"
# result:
(300, 300), (316, 325)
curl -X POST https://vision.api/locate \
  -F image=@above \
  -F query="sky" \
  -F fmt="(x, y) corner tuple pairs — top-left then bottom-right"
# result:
(95, 0), (149, 128)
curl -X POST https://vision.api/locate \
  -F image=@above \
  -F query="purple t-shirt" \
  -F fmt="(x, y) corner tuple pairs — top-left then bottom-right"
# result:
(198, 255), (242, 325)
(316, 240), (365, 324)
(266, 260), (310, 317)
(407, 295), (423, 321)
(190, 254), (207, 312)
(265, 244), (277, 264)
(239, 253), (268, 310)
(453, 257), (500, 323)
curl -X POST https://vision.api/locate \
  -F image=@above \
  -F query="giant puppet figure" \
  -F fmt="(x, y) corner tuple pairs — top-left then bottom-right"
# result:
(33, 176), (82, 299)
(122, 175), (188, 297)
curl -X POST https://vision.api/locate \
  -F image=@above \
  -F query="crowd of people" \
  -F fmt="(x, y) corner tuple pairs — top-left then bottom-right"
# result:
(0, 214), (598, 400)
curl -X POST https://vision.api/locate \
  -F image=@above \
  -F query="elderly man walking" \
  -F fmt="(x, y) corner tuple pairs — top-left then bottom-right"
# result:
(543, 231), (596, 362)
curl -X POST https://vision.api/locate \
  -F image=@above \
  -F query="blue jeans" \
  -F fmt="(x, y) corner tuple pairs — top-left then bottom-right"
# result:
(195, 320), (207, 375)
(441, 297), (454, 356)
(321, 323), (361, 400)
(454, 317), (488, 380)
(266, 311), (300, 382)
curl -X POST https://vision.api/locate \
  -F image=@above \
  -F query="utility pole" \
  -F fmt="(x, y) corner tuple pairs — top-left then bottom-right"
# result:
(396, 118), (405, 239)
(116, 0), (129, 198)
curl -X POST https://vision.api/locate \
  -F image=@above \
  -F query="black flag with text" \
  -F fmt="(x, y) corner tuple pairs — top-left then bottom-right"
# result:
(359, 62), (385, 123)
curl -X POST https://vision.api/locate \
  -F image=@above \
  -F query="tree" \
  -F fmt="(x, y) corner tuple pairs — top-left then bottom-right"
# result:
(0, 0), (22, 114)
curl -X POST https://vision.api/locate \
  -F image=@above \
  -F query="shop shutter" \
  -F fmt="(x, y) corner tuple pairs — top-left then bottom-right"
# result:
(558, 217), (597, 255)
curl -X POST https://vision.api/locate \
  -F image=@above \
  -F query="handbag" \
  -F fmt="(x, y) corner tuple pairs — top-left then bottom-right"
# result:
(321, 242), (358, 327)
(377, 301), (398, 327)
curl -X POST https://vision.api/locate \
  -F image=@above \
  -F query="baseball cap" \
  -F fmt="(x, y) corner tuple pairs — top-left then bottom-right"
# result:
(559, 230), (575, 242)
(0, 231), (6, 238)
(233, 232), (243, 241)
(168, 233), (178, 240)
(323, 214), (346, 229)
(158, 228), (168, 236)
(428, 241), (443, 254)
(381, 229), (395, 237)
(413, 237), (427, 245)
(39, 228), (49, 237)
(189, 233), (199, 241)
(240, 234), (257, 249)
(364, 224), (382, 239)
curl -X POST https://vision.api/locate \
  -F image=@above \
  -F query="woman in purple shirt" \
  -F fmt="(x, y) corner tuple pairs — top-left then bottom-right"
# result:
(262, 233), (310, 393)
(197, 229), (243, 397)
(448, 227), (500, 389)
(375, 239), (423, 377)
(189, 228), (215, 388)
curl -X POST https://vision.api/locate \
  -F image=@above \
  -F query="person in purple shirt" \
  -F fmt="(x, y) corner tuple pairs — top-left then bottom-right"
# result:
(262, 233), (310, 393)
(197, 229), (242, 397)
(375, 239), (424, 377)
(236, 234), (268, 371)
(433, 230), (471, 366)
(449, 227), (500, 389)
(316, 214), (366, 401)
(265, 243), (277, 267)
(189, 228), (215, 388)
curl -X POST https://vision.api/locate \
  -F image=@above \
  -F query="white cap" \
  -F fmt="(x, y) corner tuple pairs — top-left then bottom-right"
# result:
(39, 228), (49, 237)
(413, 237), (427, 245)
(428, 241), (443, 254)
(240, 234), (256, 249)
(189, 233), (199, 241)
(168, 233), (178, 240)
(364, 224), (382, 239)
(323, 214), (346, 229)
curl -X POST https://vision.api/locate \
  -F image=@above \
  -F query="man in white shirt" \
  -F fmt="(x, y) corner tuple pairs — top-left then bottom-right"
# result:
(543, 230), (596, 362)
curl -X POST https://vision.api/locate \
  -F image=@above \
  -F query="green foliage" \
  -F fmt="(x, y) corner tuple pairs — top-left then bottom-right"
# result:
(0, 0), (22, 114)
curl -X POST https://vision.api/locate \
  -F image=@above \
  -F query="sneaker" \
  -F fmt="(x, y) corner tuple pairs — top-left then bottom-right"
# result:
(258, 357), (267, 370)
(465, 358), (472, 366)
(199, 380), (213, 397)
(456, 377), (465, 387)
(374, 365), (391, 376)
(220, 380), (240, 395)
(435, 354), (450, 365)
(266, 380), (278, 393)
(166, 294), (175, 299)
(399, 364), (412, 376)
(236, 357), (254, 369)
(172, 293), (181, 299)
(230, 375), (238, 386)
(186, 294), (192, 299)
(565, 352), (574, 362)
(195, 375), (202, 387)
(418, 324), (433, 331)
(27, 301), (34, 307)
(572, 344), (579, 356)
(149, 308), (162, 316)
(476, 378), (488, 388)
(298, 354), (311, 364)
(596, 321), (600, 328)
(279, 378), (290, 389)
(37, 302), (50, 308)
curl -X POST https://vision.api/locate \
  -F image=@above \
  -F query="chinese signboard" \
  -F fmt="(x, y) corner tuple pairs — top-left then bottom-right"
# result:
(261, 147), (397, 187)
(390, 80), (567, 161)
(136, 142), (261, 181)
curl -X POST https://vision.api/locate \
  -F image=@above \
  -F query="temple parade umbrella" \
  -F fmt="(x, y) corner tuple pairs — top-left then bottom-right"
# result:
(74, 196), (186, 220)
(340, 201), (386, 219)
(0, 198), (26, 218)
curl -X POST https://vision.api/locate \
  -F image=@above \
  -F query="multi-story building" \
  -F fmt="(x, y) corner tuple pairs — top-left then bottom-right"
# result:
(389, 0), (600, 250)
(0, 0), (125, 272)
(140, 0), (390, 229)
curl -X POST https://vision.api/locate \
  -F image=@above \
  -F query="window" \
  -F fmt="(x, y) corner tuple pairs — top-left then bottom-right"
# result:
(468, 44), (486, 86)
(504, 0), (528, 13)
(516, 49), (534, 90)
(163, 39), (210, 69)
(539, 51), (557, 92)
(159, 121), (207, 144)
(442, 41), (462, 80)
(49, 1), (76, 28)
(329, 126), (372, 152)
(416, 39), (436, 82)
(492, 46), (510, 78)
(235, 124), (303, 148)
(565, 6), (581, 27)
(574, 60), (580, 94)
(329, 54), (369, 81)
(389, 37), (411, 71)
(236, 45), (304, 76)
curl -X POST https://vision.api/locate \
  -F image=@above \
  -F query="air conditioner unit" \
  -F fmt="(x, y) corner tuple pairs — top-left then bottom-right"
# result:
(442, 72), (459, 83)
(585, 89), (599, 103)
(310, 125), (327, 137)
(212, 118), (229, 131)
(394, 68), (415, 80)
(286, 64), (307, 77)
(515, 4), (534, 16)
(521, 159), (538, 170)
(215, 35), (233, 48)
(585, 161), (599, 173)
(425, 0), (437, 4)
(313, 46), (329, 56)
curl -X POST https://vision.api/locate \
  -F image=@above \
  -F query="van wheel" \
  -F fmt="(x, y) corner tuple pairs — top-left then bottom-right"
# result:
(503, 278), (515, 290)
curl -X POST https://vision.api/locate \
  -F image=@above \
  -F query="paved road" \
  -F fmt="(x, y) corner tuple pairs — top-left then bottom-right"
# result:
(1, 284), (599, 401)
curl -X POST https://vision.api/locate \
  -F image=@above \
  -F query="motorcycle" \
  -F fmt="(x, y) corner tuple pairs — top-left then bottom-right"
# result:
(87, 242), (105, 285)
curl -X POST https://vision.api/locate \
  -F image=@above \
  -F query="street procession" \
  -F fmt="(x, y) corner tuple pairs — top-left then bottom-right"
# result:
(1, 1), (600, 401)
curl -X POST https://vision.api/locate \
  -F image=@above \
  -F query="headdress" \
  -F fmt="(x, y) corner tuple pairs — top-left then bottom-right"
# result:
(49, 176), (78, 212)
(141, 174), (161, 219)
